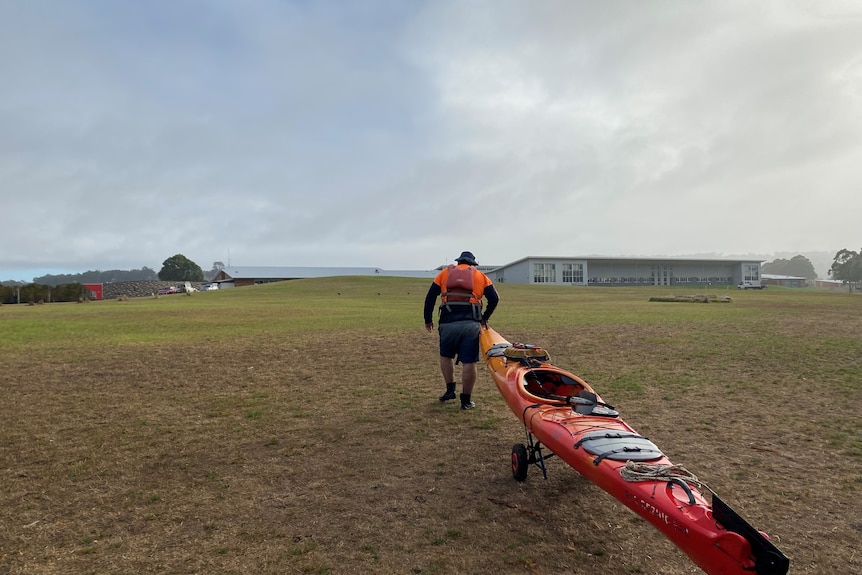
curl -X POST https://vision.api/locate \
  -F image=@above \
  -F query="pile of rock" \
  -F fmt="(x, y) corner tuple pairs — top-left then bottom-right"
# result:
(102, 281), (203, 300)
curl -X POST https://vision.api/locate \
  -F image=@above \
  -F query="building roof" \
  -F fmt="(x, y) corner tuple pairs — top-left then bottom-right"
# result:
(762, 273), (807, 281)
(215, 266), (437, 281)
(489, 255), (764, 271)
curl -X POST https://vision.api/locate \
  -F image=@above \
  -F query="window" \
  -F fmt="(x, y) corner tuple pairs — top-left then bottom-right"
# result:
(743, 264), (760, 282)
(562, 263), (583, 284)
(533, 263), (556, 283)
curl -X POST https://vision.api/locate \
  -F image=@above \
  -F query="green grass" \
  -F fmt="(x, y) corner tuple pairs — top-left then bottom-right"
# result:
(1, 277), (854, 343)
(0, 276), (423, 349)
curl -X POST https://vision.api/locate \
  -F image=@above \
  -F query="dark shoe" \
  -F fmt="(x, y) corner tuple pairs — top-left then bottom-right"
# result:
(439, 382), (457, 402)
(438, 390), (457, 402)
(459, 392), (475, 410)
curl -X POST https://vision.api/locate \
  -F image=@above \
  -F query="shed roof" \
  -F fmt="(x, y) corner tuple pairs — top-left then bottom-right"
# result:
(497, 255), (764, 268)
(215, 266), (436, 281)
(762, 273), (807, 280)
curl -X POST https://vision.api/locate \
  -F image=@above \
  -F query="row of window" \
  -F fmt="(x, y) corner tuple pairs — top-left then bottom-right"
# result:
(589, 277), (655, 284)
(533, 263), (557, 283)
(675, 276), (734, 283)
(534, 263), (587, 283)
(532, 262), (737, 284)
(587, 277), (734, 284)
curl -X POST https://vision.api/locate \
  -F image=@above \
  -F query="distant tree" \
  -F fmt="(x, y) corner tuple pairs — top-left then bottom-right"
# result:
(0, 284), (17, 304)
(34, 273), (75, 286)
(762, 255), (817, 279)
(141, 266), (159, 279)
(18, 283), (48, 304)
(158, 254), (204, 282)
(762, 258), (788, 276)
(0, 283), (95, 303)
(49, 283), (88, 302)
(100, 267), (158, 282)
(829, 248), (862, 292)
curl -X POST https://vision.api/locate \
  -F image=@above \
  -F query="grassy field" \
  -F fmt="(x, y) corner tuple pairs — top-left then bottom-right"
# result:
(1, 278), (860, 575)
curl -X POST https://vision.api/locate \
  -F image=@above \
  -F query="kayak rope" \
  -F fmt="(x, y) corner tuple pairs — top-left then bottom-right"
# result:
(620, 461), (712, 494)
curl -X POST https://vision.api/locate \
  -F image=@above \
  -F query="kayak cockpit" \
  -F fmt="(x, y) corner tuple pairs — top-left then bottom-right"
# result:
(485, 342), (618, 416)
(522, 368), (585, 400)
(520, 368), (620, 417)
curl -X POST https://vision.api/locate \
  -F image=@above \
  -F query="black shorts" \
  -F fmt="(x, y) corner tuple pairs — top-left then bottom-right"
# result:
(438, 320), (481, 364)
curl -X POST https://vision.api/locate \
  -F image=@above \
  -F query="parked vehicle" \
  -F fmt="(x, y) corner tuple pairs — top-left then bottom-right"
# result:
(158, 286), (178, 295)
(737, 281), (765, 290)
(199, 283), (219, 291)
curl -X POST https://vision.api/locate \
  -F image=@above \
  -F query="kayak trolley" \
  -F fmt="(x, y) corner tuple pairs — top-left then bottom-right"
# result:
(510, 394), (618, 482)
(511, 428), (555, 482)
(512, 405), (554, 482)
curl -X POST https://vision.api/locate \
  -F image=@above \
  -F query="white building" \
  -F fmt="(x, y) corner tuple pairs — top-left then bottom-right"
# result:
(485, 256), (762, 287)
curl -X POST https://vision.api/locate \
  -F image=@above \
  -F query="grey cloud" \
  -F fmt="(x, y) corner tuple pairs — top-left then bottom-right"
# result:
(3, 1), (862, 280)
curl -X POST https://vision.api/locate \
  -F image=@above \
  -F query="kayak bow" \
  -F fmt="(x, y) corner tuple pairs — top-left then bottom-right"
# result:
(480, 326), (788, 575)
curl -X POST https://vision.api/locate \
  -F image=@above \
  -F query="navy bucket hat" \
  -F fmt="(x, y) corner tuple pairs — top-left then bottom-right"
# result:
(455, 251), (478, 266)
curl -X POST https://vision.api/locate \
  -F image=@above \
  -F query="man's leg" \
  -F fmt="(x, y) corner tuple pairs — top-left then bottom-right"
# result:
(440, 355), (455, 383)
(457, 322), (481, 410)
(460, 362), (477, 395)
(438, 356), (457, 401)
(459, 362), (477, 409)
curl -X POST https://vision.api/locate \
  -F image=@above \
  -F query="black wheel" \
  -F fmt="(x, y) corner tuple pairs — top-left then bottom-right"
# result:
(511, 444), (529, 482)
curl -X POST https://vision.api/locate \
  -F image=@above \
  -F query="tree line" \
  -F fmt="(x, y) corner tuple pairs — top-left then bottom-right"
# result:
(1, 255), (217, 303)
(762, 255), (818, 279)
(1, 256), (221, 287)
(31, 267), (160, 286)
(0, 283), (91, 305)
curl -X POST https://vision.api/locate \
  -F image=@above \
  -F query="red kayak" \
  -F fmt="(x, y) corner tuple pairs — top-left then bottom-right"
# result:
(480, 326), (788, 575)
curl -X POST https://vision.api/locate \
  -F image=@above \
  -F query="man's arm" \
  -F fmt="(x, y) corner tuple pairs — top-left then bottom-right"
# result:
(482, 284), (499, 322)
(423, 283), (441, 326)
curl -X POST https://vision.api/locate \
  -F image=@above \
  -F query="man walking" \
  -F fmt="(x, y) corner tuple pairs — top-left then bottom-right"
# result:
(424, 251), (499, 410)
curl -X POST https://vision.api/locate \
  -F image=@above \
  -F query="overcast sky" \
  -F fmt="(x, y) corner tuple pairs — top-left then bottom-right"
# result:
(2, 1), (862, 281)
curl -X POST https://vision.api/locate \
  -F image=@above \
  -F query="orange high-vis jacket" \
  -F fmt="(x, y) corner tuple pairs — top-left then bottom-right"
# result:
(424, 264), (499, 326)
(435, 264), (492, 322)
(437, 265), (492, 302)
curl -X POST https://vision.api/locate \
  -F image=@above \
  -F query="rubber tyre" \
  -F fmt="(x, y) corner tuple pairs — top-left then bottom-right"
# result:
(511, 444), (529, 482)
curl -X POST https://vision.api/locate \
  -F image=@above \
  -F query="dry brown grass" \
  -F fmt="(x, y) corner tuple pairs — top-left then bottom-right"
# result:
(1, 281), (860, 574)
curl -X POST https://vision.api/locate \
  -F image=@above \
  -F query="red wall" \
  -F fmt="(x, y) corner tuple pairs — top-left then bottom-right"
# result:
(83, 283), (103, 301)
